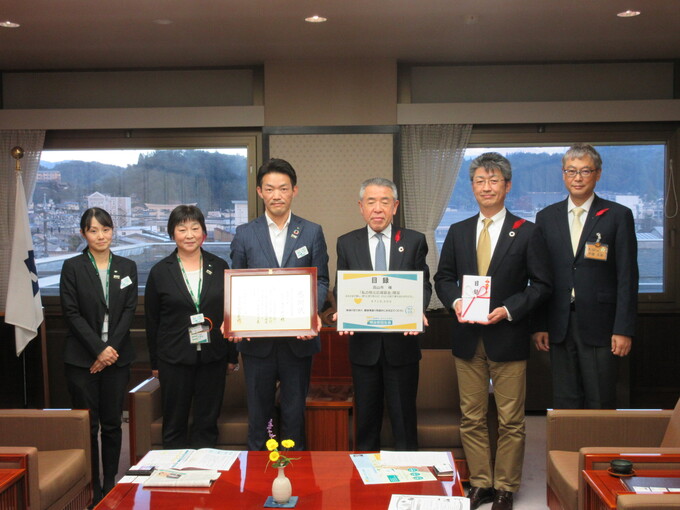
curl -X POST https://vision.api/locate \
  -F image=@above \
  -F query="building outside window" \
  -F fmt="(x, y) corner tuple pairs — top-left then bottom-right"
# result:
(32, 148), (249, 295)
(436, 144), (666, 293)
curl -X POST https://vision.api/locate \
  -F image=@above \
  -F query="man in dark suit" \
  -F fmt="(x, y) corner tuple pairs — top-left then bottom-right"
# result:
(335, 177), (432, 451)
(229, 158), (329, 451)
(533, 143), (638, 409)
(434, 153), (552, 510)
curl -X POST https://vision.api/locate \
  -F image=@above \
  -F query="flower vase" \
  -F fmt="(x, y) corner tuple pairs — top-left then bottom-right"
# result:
(271, 466), (292, 504)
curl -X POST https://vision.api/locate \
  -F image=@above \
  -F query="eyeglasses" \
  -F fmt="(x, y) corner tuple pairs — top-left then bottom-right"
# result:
(563, 168), (598, 178)
(472, 177), (505, 187)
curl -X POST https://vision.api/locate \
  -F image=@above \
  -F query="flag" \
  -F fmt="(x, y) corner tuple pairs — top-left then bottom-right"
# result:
(6, 171), (44, 356)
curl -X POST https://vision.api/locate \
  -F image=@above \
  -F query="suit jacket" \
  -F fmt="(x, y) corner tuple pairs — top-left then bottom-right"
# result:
(336, 226), (432, 367)
(534, 194), (638, 346)
(145, 248), (236, 369)
(434, 211), (552, 362)
(229, 213), (330, 358)
(60, 250), (138, 367)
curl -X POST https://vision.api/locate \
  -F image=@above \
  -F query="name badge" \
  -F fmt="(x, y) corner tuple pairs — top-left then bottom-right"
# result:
(295, 246), (309, 259)
(190, 313), (205, 325)
(120, 276), (132, 289)
(189, 324), (210, 344)
(585, 242), (608, 261)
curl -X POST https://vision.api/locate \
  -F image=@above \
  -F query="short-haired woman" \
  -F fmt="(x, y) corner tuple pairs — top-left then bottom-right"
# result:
(145, 205), (237, 448)
(60, 207), (138, 502)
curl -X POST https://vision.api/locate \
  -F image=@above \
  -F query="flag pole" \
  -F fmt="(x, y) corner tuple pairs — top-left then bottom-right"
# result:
(11, 146), (28, 407)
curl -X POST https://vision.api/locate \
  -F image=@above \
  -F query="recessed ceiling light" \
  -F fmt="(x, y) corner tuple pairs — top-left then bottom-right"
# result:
(0, 20), (20, 28)
(152, 19), (173, 25)
(305, 15), (327, 23)
(617, 9), (641, 17)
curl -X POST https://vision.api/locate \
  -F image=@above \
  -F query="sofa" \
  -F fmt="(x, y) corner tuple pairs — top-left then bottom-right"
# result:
(0, 409), (92, 510)
(546, 396), (680, 510)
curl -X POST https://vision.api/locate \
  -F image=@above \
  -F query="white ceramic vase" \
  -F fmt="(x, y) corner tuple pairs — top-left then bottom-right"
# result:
(271, 466), (292, 504)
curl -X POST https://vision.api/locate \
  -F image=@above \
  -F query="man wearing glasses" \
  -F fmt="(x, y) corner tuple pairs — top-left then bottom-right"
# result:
(435, 153), (552, 510)
(533, 143), (638, 410)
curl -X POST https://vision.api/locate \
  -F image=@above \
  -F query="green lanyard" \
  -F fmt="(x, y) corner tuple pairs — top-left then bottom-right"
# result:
(178, 254), (203, 313)
(87, 250), (111, 308)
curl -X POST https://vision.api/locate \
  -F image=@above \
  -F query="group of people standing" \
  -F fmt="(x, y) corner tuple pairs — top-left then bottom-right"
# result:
(60, 143), (637, 510)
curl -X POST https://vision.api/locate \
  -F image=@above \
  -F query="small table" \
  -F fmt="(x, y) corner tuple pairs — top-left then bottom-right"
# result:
(0, 469), (26, 510)
(305, 384), (353, 450)
(96, 451), (463, 510)
(582, 453), (680, 510)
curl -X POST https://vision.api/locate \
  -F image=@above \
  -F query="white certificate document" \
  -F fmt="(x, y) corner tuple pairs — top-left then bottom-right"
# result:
(337, 270), (423, 332)
(230, 274), (311, 331)
(461, 275), (491, 322)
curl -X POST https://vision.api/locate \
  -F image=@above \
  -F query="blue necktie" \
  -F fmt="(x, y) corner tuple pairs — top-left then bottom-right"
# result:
(375, 233), (387, 271)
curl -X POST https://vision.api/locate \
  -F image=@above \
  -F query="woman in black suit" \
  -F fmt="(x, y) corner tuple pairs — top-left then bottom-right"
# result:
(60, 207), (138, 501)
(145, 205), (237, 449)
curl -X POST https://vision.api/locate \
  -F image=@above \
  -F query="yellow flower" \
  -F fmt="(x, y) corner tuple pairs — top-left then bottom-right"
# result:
(281, 439), (295, 449)
(266, 439), (279, 451)
(269, 451), (280, 463)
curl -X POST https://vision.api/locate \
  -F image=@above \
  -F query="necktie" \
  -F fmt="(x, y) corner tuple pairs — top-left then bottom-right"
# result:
(374, 232), (387, 271)
(477, 218), (492, 276)
(571, 207), (585, 255)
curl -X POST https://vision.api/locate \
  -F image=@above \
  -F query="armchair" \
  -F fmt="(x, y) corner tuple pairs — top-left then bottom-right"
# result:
(0, 409), (91, 510)
(546, 396), (680, 510)
(129, 366), (249, 463)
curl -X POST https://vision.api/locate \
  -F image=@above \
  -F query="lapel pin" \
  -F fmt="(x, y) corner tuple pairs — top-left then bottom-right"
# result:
(206, 269), (213, 275)
(509, 231), (516, 237)
(291, 227), (301, 239)
(398, 246), (404, 252)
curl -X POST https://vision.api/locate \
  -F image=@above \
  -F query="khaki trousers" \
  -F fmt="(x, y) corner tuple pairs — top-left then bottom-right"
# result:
(455, 340), (527, 492)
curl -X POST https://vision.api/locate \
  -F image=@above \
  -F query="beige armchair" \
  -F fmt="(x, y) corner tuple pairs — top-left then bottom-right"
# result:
(546, 397), (680, 510)
(129, 366), (249, 463)
(0, 409), (92, 510)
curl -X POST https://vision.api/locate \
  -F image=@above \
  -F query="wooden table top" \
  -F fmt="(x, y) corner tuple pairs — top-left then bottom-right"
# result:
(583, 469), (680, 509)
(97, 451), (463, 510)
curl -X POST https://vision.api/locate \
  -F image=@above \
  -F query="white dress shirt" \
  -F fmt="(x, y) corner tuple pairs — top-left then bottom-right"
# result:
(265, 211), (291, 266)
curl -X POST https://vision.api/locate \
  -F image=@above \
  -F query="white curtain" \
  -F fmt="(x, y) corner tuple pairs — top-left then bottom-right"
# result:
(400, 124), (472, 310)
(1, 130), (46, 312)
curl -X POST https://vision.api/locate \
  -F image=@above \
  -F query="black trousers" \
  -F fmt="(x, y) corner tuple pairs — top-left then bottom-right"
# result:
(550, 310), (619, 409)
(157, 356), (228, 449)
(241, 342), (312, 451)
(65, 362), (130, 489)
(351, 347), (419, 451)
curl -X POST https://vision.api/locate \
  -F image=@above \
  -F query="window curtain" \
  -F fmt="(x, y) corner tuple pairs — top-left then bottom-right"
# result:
(1, 130), (46, 312)
(400, 124), (472, 310)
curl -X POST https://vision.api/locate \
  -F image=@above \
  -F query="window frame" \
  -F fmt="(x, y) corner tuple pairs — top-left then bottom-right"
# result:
(40, 128), (262, 314)
(460, 122), (680, 313)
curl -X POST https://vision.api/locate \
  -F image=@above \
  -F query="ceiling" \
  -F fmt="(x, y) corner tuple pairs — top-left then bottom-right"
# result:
(0, 0), (678, 71)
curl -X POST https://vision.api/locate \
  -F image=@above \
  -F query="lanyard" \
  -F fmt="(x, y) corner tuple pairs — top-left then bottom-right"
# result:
(178, 254), (203, 313)
(87, 250), (111, 308)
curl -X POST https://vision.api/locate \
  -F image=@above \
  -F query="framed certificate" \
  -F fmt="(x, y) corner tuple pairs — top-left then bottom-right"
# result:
(224, 267), (318, 338)
(336, 270), (424, 332)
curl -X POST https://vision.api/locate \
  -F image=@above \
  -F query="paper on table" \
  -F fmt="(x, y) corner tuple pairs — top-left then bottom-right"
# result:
(143, 468), (221, 487)
(461, 275), (491, 322)
(379, 451), (453, 469)
(388, 494), (470, 510)
(136, 448), (240, 471)
(350, 454), (437, 485)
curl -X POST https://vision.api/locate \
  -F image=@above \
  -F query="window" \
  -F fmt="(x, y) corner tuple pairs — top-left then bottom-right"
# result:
(437, 143), (666, 294)
(34, 131), (259, 296)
